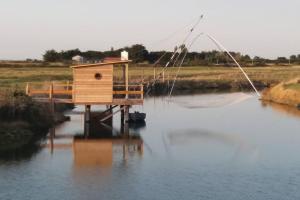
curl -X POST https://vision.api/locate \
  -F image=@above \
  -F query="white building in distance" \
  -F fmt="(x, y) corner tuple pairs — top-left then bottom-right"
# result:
(72, 55), (84, 63)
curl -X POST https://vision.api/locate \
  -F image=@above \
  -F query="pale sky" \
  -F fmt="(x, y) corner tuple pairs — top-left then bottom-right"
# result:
(1, 0), (299, 60)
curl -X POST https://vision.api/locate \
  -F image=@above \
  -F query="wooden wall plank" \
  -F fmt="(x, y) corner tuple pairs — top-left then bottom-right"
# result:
(73, 65), (113, 103)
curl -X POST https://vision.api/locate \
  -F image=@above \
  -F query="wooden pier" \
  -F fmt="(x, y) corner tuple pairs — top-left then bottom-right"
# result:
(26, 60), (144, 132)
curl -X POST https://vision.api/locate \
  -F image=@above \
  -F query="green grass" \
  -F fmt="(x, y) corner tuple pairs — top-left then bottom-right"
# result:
(0, 66), (72, 89)
(284, 83), (300, 91)
(1, 63), (300, 91)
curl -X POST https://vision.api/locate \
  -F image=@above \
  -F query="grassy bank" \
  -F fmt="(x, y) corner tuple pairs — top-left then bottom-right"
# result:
(1, 64), (300, 91)
(262, 78), (300, 108)
(0, 90), (71, 154)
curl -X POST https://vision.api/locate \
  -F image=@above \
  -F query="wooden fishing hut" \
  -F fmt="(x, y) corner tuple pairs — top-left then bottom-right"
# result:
(72, 59), (143, 128)
(26, 55), (144, 132)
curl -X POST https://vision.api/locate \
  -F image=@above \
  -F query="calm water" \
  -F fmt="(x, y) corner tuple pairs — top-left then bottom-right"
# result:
(1, 93), (300, 200)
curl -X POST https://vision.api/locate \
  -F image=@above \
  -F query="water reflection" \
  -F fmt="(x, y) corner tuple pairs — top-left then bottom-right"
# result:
(0, 143), (42, 162)
(47, 112), (145, 168)
(2, 94), (300, 200)
(261, 101), (300, 118)
(164, 129), (258, 160)
(169, 92), (254, 108)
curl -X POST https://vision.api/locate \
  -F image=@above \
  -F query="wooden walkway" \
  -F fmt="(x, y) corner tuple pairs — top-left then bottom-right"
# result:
(26, 81), (144, 105)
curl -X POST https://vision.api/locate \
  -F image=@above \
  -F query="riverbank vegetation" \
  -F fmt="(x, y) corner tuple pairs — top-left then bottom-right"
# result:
(0, 90), (72, 154)
(262, 78), (300, 108)
(0, 91), (53, 152)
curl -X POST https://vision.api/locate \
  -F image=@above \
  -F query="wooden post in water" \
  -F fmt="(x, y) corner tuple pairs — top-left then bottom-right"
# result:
(120, 105), (124, 132)
(124, 105), (129, 123)
(84, 105), (91, 137)
(123, 144), (128, 161)
(49, 127), (55, 154)
(140, 84), (144, 100)
(49, 82), (55, 114)
(138, 143), (144, 155)
(25, 83), (30, 95)
(124, 105), (129, 136)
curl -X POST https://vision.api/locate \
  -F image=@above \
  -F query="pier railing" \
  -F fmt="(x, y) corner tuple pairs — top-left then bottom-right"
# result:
(26, 81), (144, 104)
(113, 84), (144, 99)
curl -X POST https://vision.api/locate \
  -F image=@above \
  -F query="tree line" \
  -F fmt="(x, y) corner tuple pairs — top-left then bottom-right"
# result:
(43, 44), (300, 66)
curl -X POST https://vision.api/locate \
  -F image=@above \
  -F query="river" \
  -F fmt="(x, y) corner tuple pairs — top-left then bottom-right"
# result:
(1, 92), (300, 200)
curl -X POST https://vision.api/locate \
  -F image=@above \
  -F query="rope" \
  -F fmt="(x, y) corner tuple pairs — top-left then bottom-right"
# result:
(169, 33), (204, 97)
(149, 16), (204, 47)
(206, 33), (261, 97)
(145, 15), (204, 96)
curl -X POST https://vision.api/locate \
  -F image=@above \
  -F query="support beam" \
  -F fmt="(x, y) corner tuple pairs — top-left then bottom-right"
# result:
(101, 105), (118, 115)
(100, 106), (125, 122)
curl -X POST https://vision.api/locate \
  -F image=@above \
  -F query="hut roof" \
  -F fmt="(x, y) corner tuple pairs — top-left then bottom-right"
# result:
(70, 60), (132, 69)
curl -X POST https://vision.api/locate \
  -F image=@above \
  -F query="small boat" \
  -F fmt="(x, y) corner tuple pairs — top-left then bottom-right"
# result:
(129, 111), (146, 122)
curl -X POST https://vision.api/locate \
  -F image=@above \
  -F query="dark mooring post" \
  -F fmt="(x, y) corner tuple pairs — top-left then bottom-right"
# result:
(124, 105), (129, 135)
(120, 105), (124, 133)
(49, 127), (55, 154)
(84, 105), (91, 137)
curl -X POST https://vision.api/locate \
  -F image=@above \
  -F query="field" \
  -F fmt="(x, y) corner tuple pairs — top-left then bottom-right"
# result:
(1, 63), (300, 92)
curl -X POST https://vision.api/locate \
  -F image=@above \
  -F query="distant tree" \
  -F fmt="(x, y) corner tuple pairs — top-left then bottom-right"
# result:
(60, 49), (81, 60)
(124, 44), (149, 63)
(43, 50), (60, 62)
(276, 57), (288, 64)
(290, 55), (297, 64)
(241, 54), (251, 62)
(82, 51), (104, 61)
(253, 56), (266, 66)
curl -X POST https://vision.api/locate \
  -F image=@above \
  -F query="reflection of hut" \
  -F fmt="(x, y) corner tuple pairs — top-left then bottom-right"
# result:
(73, 139), (113, 167)
(73, 138), (144, 167)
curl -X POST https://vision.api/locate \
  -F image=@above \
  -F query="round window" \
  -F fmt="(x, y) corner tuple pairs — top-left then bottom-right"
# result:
(95, 73), (102, 80)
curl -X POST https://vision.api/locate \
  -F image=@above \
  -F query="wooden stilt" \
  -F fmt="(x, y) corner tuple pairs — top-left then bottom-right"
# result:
(124, 105), (129, 123)
(25, 83), (30, 95)
(84, 105), (91, 137)
(123, 144), (128, 161)
(49, 127), (55, 154)
(49, 82), (55, 114)
(138, 143), (144, 155)
(124, 105), (129, 136)
(120, 105), (124, 123)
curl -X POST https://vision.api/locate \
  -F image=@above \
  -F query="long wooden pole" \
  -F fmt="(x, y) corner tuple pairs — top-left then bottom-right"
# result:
(49, 82), (54, 114)
(25, 83), (30, 95)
